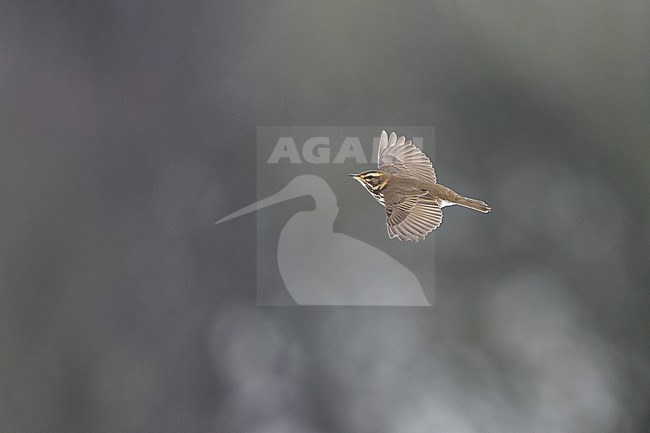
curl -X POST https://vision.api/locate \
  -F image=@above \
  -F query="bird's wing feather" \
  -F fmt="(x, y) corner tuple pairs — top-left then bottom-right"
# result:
(385, 195), (419, 226)
(385, 194), (443, 242)
(378, 130), (436, 183)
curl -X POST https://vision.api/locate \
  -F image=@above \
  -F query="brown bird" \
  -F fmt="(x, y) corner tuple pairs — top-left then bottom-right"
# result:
(350, 130), (491, 241)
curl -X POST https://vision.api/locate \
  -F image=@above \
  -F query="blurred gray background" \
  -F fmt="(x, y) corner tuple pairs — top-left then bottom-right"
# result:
(1, 0), (650, 432)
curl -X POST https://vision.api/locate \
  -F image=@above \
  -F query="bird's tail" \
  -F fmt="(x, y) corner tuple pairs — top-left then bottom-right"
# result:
(457, 196), (491, 213)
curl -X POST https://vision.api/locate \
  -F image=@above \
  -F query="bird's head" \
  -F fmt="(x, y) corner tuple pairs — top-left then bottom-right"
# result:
(349, 170), (388, 201)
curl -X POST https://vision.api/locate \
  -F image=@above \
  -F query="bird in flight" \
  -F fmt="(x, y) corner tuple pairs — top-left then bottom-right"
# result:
(350, 130), (491, 242)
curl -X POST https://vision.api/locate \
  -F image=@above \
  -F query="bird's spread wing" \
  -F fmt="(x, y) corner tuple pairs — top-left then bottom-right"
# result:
(377, 130), (437, 183)
(385, 194), (442, 242)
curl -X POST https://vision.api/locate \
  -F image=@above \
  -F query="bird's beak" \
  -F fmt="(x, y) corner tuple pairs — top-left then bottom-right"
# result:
(348, 173), (359, 178)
